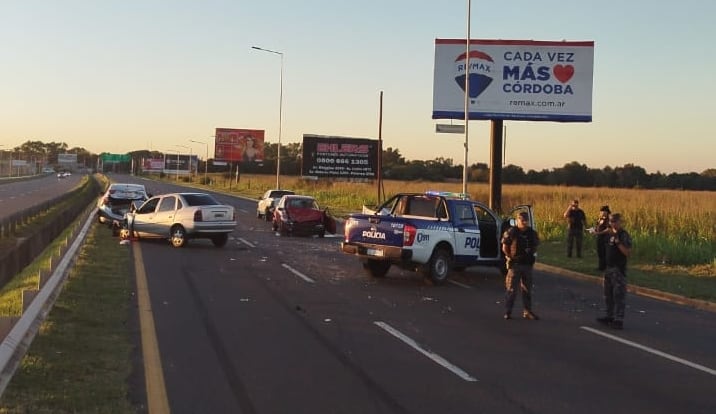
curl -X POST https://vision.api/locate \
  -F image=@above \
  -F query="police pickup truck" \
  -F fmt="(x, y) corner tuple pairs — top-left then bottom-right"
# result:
(340, 191), (532, 285)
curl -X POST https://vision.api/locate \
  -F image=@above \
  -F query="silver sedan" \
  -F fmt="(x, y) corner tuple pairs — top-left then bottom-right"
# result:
(124, 192), (236, 247)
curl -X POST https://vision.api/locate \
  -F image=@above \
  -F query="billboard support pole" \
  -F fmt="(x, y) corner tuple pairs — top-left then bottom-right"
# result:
(462, 0), (471, 195)
(489, 120), (503, 213)
(378, 91), (383, 204)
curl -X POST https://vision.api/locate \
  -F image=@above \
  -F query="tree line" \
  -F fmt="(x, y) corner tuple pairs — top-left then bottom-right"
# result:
(6, 140), (715, 191)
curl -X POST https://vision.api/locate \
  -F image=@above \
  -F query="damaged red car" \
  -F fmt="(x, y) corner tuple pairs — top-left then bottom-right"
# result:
(271, 195), (336, 237)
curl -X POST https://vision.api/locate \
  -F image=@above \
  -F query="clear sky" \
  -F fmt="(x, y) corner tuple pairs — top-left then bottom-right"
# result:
(1, 0), (714, 174)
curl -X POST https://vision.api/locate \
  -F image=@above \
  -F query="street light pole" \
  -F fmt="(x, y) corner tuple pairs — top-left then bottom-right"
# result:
(176, 144), (190, 180)
(251, 45), (283, 189)
(189, 139), (209, 184)
(463, 0), (471, 196)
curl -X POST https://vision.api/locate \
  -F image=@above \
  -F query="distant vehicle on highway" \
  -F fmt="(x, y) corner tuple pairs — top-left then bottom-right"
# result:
(124, 192), (236, 248)
(271, 194), (336, 237)
(257, 189), (295, 221)
(97, 183), (151, 234)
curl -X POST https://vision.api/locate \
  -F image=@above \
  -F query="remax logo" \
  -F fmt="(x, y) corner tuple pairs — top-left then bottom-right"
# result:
(454, 50), (494, 102)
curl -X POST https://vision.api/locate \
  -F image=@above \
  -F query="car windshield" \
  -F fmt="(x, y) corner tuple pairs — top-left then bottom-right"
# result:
(270, 190), (294, 199)
(108, 185), (146, 200)
(288, 198), (318, 209)
(182, 193), (221, 206)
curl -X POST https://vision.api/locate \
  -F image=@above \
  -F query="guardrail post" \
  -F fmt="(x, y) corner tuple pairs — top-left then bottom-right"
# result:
(0, 317), (20, 342)
(22, 290), (39, 313)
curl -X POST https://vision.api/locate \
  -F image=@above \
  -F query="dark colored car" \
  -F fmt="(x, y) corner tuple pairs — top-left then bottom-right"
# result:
(271, 195), (336, 237)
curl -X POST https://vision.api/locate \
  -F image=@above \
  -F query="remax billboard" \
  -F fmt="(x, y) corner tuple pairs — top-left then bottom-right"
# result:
(433, 39), (594, 122)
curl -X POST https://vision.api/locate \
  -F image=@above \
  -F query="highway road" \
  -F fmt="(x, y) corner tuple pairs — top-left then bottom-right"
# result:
(5, 174), (715, 413)
(0, 174), (85, 221)
(105, 174), (715, 414)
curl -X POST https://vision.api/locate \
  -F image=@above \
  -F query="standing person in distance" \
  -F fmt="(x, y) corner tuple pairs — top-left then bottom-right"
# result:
(597, 213), (633, 330)
(563, 199), (586, 258)
(592, 205), (611, 271)
(501, 211), (540, 321)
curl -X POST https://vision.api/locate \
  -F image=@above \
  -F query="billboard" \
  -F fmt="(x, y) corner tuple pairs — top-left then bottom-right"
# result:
(433, 39), (594, 122)
(58, 153), (78, 164)
(215, 128), (265, 163)
(142, 158), (164, 173)
(163, 154), (194, 175)
(302, 134), (377, 179)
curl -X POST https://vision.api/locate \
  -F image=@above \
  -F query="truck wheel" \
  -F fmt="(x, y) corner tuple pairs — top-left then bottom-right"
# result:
(362, 259), (391, 278)
(422, 248), (451, 285)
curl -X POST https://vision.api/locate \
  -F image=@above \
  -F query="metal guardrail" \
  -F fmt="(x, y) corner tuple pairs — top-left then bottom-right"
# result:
(0, 178), (99, 289)
(0, 206), (95, 397)
(0, 182), (84, 239)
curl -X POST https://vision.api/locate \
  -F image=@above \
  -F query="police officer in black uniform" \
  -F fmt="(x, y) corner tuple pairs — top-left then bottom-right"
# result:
(596, 213), (632, 329)
(501, 212), (540, 320)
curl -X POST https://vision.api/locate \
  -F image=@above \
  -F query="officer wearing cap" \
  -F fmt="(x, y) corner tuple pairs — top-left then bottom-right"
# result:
(597, 213), (633, 329)
(501, 212), (540, 320)
(563, 199), (586, 258)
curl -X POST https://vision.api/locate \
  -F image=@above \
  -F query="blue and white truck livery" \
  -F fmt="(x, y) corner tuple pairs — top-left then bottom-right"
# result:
(340, 191), (533, 285)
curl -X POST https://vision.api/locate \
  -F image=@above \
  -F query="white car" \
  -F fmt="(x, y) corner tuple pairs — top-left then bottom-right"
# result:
(97, 183), (150, 229)
(256, 189), (295, 221)
(124, 192), (236, 248)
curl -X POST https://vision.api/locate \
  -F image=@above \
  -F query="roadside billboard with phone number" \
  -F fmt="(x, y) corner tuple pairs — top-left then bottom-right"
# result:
(302, 134), (377, 179)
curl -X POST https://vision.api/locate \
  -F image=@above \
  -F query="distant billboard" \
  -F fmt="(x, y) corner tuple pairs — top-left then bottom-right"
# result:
(302, 134), (377, 179)
(58, 153), (78, 164)
(433, 39), (594, 122)
(142, 158), (164, 173)
(163, 154), (193, 175)
(214, 128), (265, 163)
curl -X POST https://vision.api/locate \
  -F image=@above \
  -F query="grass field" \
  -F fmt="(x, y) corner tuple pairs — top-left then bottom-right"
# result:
(178, 173), (715, 271)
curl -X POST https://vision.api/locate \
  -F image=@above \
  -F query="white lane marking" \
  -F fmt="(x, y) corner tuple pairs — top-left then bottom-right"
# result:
(448, 279), (471, 289)
(374, 321), (478, 382)
(580, 326), (716, 376)
(237, 237), (255, 248)
(281, 263), (315, 284)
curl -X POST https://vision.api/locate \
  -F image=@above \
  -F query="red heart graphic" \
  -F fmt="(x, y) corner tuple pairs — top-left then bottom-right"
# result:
(553, 65), (574, 83)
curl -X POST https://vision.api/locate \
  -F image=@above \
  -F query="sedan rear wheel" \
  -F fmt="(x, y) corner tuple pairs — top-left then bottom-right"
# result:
(170, 225), (187, 248)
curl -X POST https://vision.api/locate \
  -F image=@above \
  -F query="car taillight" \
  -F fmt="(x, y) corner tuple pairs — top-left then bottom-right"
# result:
(403, 224), (417, 246)
(193, 210), (203, 222)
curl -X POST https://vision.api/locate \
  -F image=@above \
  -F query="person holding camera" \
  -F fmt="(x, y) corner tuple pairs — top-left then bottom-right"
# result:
(563, 199), (586, 258)
(501, 212), (540, 320)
